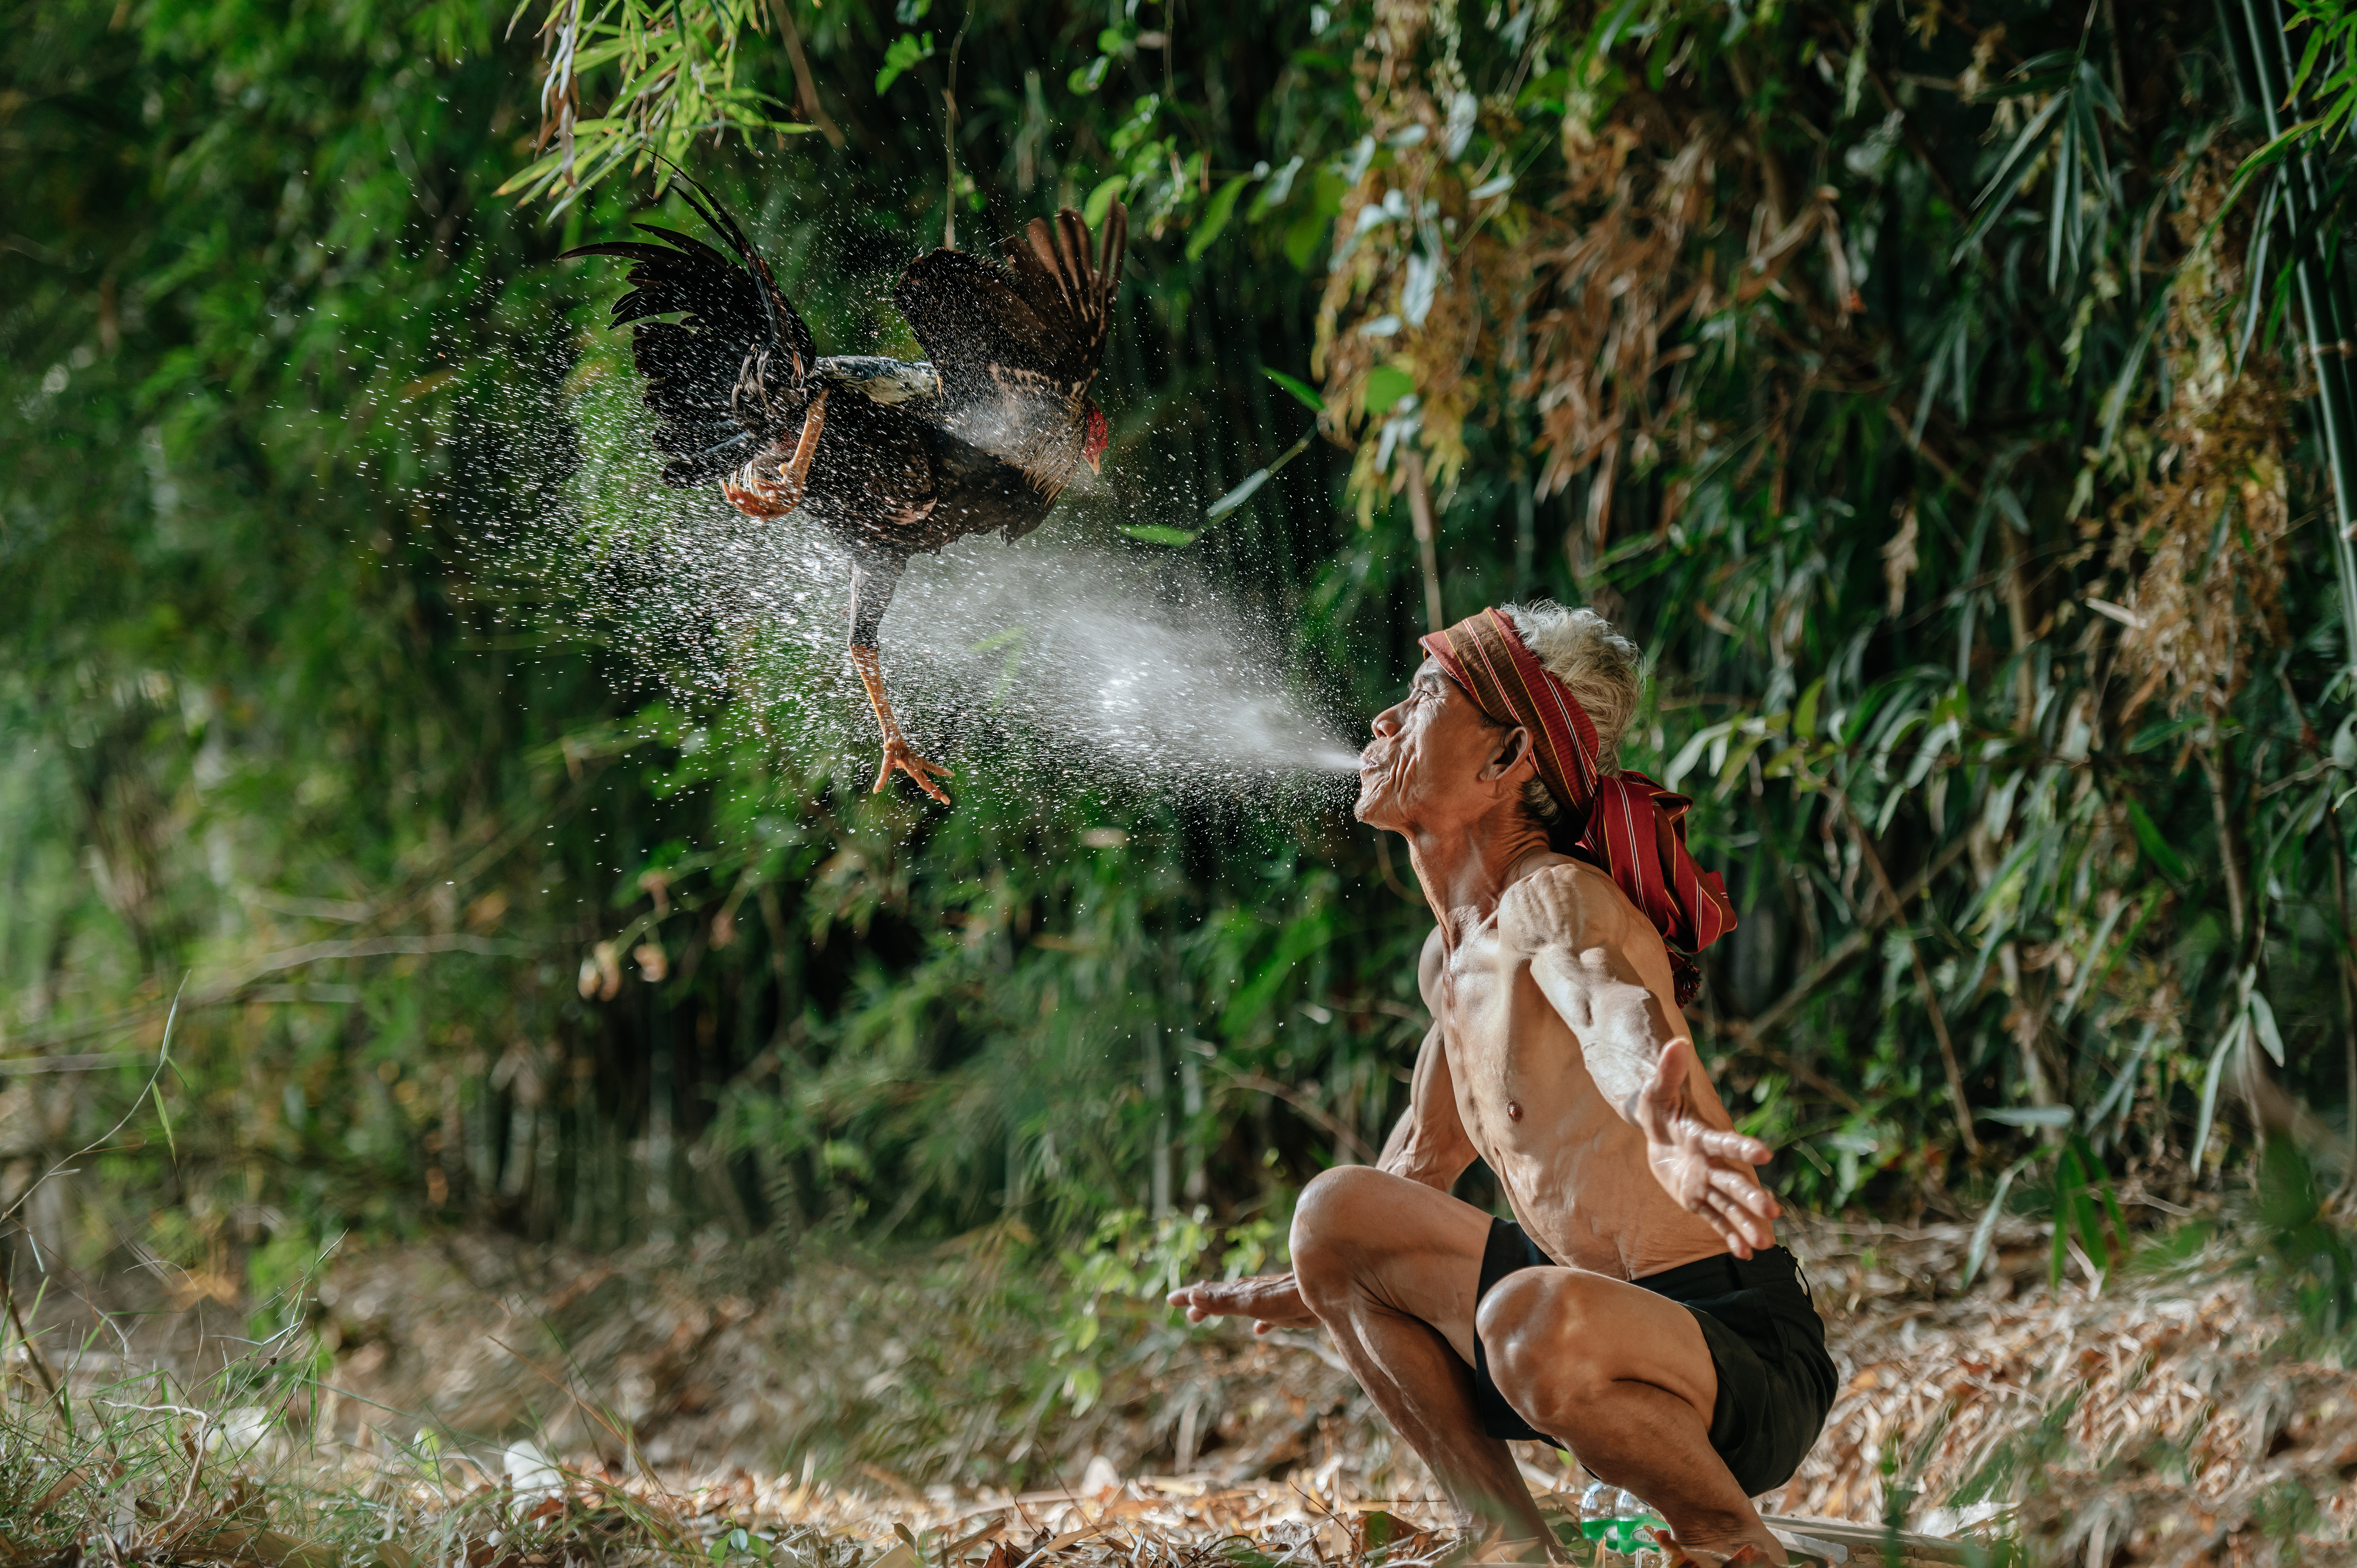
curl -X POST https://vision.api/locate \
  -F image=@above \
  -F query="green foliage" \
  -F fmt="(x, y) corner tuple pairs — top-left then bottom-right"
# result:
(2288, 0), (2357, 145)
(2249, 1137), (2357, 1338)
(6, 0), (2357, 1370)
(2043, 1134), (2131, 1289)
(1052, 1205), (1277, 1413)
(501, 0), (814, 210)
(876, 30), (936, 95)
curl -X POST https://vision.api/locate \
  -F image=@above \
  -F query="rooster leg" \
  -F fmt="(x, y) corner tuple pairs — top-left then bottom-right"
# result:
(848, 645), (953, 804)
(847, 553), (952, 805)
(721, 389), (830, 519)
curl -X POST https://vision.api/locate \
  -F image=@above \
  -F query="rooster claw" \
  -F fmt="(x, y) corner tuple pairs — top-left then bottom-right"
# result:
(721, 474), (797, 519)
(872, 736), (954, 805)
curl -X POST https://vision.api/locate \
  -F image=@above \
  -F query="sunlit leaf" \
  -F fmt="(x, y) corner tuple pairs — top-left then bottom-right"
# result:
(1186, 174), (1253, 261)
(1262, 367), (1325, 413)
(1964, 1157), (2033, 1287)
(1361, 364), (1415, 415)
(1083, 174), (1129, 229)
(2126, 800), (2189, 882)
(875, 31), (936, 94)
(1978, 1105), (2074, 1128)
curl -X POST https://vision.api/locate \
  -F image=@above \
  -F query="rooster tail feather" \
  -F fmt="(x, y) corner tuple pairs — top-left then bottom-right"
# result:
(1053, 209), (1089, 309)
(1098, 202), (1129, 298)
(650, 156), (808, 380)
(1016, 215), (1080, 319)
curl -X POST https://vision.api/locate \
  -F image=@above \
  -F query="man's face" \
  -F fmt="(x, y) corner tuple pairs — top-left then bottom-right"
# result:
(1354, 657), (1527, 831)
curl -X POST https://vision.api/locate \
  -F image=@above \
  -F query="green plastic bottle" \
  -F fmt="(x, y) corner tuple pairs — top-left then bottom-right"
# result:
(1609, 1490), (1664, 1556)
(1578, 1481), (1617, 1550)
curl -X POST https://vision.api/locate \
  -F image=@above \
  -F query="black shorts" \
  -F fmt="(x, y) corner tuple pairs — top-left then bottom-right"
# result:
(1470, 1219), (1838, 1497)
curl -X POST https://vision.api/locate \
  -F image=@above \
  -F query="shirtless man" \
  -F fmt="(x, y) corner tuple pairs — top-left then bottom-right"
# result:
(1170, 604), (1835, 1566)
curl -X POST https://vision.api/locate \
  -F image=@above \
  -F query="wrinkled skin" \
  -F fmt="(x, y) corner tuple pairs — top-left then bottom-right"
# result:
(1170, 658), (1788, 1566)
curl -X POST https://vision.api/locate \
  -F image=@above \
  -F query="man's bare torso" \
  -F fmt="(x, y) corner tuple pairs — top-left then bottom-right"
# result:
(1423, 854), (1744, 1280)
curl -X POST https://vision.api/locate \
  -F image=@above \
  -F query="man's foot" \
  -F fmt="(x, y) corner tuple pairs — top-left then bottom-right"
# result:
(1481, 1536), (1557, 1564)
(1442, 1525), (1557, 1566)
(872, 734), (953, 804)
(1647, 1527), (1792, 1568)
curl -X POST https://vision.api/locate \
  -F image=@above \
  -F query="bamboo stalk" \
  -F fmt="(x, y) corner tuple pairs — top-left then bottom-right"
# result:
(1143, 1020), (1171, 1218)
(941, 12), (971, 251)
(1835, 795), (1983, 1158)
(1701, 839), (1976, 1117)
(1741, 839), (1972, 1044)
(2334, 804), (2357, 1197)
(765, 0), (845, 148)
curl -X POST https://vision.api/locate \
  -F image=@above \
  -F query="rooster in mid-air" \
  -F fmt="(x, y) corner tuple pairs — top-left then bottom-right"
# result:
(566, 180), (1128, 803)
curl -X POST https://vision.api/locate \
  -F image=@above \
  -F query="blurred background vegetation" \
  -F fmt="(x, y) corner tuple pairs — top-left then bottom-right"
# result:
(5, 0), (2357, 1347)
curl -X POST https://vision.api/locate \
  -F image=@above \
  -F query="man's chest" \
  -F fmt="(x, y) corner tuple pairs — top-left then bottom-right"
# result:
(1435, 923), (1568, 1086)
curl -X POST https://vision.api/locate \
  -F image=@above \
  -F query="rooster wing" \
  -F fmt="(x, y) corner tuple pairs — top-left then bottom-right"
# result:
(891, 204), (1127, 455)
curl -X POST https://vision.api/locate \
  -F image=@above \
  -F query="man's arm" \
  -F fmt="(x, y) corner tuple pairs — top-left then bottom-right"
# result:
(1171, 941), (1464, 1331)
(1520, 869), (1783, 1257)
(1376, 1021), (1479, 1190)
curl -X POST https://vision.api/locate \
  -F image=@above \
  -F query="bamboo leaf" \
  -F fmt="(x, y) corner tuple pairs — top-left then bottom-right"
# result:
(2050, 1145), (2078, 1287)
(2099, 289), (2172, 454)
(1262, 367), (1326, 414)
(1362, 365), (1417, 415)
(2250, 989), (2287, 1067)
(1953, 90), (2069, 261)
(1120, 524), (1199, 547)
(1663, 720), (1735, 793)
(2126, 800), (2189, 882)
(1965, 1157), (2033, 1287)
(2191, 1015), (2246, 1170)
(2046, 104), (2073, 285)
(875, 31), (935, 94)
(1083, 174), (1129, 230)
(1979, 1105), (2075, 1128)
(2072, 1132), (2128, 1254)
(2085, 1022), (2157, 1148)
(1793, 677), (1824, 741)
(2055, 896), (2133, 1023)
(1186, 174), (1253, 261)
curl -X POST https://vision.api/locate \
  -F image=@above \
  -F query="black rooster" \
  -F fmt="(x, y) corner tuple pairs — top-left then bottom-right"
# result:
(565, 181), (1128, 803)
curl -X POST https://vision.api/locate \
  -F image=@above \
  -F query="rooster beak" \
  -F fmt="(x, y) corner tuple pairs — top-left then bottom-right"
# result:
(1087, 450), (1103, 476)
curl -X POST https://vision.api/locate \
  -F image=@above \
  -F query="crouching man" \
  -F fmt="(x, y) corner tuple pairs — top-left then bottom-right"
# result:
(1170, 605), (1835, 1567)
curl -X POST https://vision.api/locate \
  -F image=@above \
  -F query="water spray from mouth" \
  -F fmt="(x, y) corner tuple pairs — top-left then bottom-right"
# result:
(447, 317), (1361, 811)
(593, 508), (1366, 794)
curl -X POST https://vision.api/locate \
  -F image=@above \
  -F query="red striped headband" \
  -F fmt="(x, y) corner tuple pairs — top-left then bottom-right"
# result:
(1419, 607), (1736, 1005)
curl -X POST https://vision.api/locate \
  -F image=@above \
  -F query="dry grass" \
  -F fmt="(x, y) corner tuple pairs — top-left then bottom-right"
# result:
(7, 1212), (2357, 1567)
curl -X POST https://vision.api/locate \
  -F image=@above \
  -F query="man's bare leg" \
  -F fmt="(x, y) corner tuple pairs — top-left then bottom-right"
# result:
(1286, 1167), (1554, 1545)
(1478, 1270), (1785, 1564)
(1286, 1167), (1786, 1565)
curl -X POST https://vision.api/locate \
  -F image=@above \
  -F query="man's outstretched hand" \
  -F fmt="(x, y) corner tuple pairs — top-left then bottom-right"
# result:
(1631, 1037), (1781, 1259)
(1166, 1273), (1317, 1335)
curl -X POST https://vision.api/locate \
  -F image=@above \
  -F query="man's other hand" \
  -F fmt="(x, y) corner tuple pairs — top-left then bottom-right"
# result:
(1631, 1037), (1781, 1259)
(1166, 1273), (1316, 1335)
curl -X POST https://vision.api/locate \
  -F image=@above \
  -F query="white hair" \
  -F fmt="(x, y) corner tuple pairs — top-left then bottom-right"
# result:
(1496, 601), (1643, 837)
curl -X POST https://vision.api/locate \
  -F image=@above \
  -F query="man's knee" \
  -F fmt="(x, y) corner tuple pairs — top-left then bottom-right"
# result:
(1476, 1270), (1615, 1415)
(1289, 1165), (1398, 1307)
